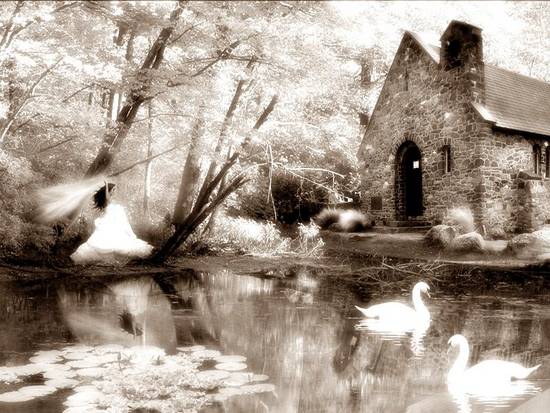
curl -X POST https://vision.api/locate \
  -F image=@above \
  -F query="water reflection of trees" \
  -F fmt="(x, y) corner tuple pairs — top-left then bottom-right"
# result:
(0, 281), (69, 363)
(1, 269), (550, 413)
(171, 269), (550, 413)
(57, 276), (177, 352)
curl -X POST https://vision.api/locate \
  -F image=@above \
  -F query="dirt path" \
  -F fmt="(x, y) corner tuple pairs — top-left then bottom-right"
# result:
(321, 231), (541, 269)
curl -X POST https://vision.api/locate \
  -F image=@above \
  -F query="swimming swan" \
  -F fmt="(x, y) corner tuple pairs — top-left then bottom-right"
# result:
(447, 334), (540, 385)
(355, 281), (431, 324)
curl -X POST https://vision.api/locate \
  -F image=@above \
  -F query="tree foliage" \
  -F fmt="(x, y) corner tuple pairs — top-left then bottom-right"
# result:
(0, 0), (548, 258)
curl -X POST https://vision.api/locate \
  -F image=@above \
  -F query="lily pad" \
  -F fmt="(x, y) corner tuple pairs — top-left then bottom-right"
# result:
(64, 390), (103, 406)
(18, 385), (57, 396)
(218, 386), (245, 396)
(215, 362), (247, 372)
(35, 350), (63, 357)
(72, 385), (98, 393)
(43, 369), (77, 380)
(63, 408), (105, 413)
(221, 372), (255, 387)
(217, 382), (275, 396)
(191, 349), (222, 359)
(221, 377), (250, 387)
(67, 359), (102, 369)
(29, 355), (62, 364)
(63, 353), (91, 361)
(9, 364), (45, 375)
(177, 345), (205, 352)
(214, 355), (247, 363)
(45, 378), (80, 389)
(196, 369), (231, 381)
(0, 391), (35, 402)
(40, 363), (72, 372)
(94, 354), (118, 364)
(74, 367), (106, 378)
(0, 368), (19, 384)
(251, 374), (269, 382)
(93, 344), (124, 354)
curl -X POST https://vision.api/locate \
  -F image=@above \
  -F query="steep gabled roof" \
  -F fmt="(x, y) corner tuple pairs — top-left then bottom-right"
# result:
(408, 32), (550, 137)
(482, 65), (550, 137)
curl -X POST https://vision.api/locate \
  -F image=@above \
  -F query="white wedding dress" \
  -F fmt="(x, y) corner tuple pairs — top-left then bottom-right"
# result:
(71, 203), (153, 264)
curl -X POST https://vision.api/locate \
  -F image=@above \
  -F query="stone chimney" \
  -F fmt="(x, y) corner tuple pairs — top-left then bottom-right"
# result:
(440, 20), (484, 103)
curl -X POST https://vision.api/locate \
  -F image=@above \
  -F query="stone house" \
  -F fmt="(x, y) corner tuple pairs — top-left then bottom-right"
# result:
(358, 20), (550, 234)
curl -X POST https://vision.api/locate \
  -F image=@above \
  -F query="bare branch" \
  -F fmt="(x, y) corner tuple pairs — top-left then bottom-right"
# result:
(2, 1), (79, 50)
(108, 145), (180, 178)
(36, 136), (76, 154)
(0, 58), (63, 144)
(61, 84), (93, 103)
(168, 22), (201, 45)
(13, 113), (40, 132)
(0, 0), (24, 48)
(130, 112), (192, 124)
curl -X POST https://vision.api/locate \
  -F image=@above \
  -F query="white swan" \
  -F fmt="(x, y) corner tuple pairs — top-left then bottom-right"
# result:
(447, 334), (540, 385)
(355, 281), (431, 324)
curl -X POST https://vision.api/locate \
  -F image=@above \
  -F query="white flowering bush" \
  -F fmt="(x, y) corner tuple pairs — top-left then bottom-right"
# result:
(207, 214), (291, 255)
(294, 222), (325, 256)
(443, 207), (475, 234)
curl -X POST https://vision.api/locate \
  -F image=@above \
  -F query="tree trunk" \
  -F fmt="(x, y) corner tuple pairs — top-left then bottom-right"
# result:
(143, 101), (154, 217)
(201, 57), (256, 189)
(172, 106), (205, 224)
(198, 57), (256, 236)
(151, 95), (278, 263)
(85, 0), (186, 177)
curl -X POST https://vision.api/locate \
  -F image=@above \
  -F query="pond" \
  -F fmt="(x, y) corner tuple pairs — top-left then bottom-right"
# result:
(0, 264), (549, 413)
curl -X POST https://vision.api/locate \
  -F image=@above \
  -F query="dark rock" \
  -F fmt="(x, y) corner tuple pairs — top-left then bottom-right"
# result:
(509, 228), (550, 259)
(425, 225), (457, 248)
(449, 231), (485, 252)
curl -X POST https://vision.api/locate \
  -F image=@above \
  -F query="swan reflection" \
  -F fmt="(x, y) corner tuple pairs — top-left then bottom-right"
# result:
(355, 282), (431, 355)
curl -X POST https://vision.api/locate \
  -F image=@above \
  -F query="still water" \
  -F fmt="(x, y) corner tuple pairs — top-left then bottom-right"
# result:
(0, 266), (549, 413)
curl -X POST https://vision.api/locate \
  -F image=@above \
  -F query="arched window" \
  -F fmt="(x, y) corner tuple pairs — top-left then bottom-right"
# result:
(442, 145), (452, 173)
(533, 144), (541, 175)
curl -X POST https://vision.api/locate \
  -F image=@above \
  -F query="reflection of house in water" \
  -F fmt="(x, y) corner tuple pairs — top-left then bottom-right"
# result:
(359, 20), (550, 234)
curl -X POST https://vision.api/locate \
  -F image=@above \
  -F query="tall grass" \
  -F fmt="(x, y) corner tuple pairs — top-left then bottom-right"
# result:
(206, 215), (291, 255)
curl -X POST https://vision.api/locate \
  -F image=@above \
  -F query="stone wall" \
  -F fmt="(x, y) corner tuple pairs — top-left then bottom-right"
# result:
(515, 172), (550, 232)
(477, 130), (549, 234)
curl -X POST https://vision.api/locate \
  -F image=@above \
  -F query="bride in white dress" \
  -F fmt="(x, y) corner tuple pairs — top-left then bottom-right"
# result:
(70, 183), (153, 264)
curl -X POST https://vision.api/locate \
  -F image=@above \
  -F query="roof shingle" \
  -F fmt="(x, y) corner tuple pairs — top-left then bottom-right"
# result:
(408, 32), (550, 137)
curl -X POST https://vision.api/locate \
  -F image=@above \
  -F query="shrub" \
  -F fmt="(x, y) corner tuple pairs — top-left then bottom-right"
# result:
(337, 209), (369, 232)
(313, 208), (369, 232)
(443, 207), (475, 234)
(0, 150), (58, 257)
(236, 169), (329, 224)
(205, 214), (291, 255)
(313, 208), (341, 229)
